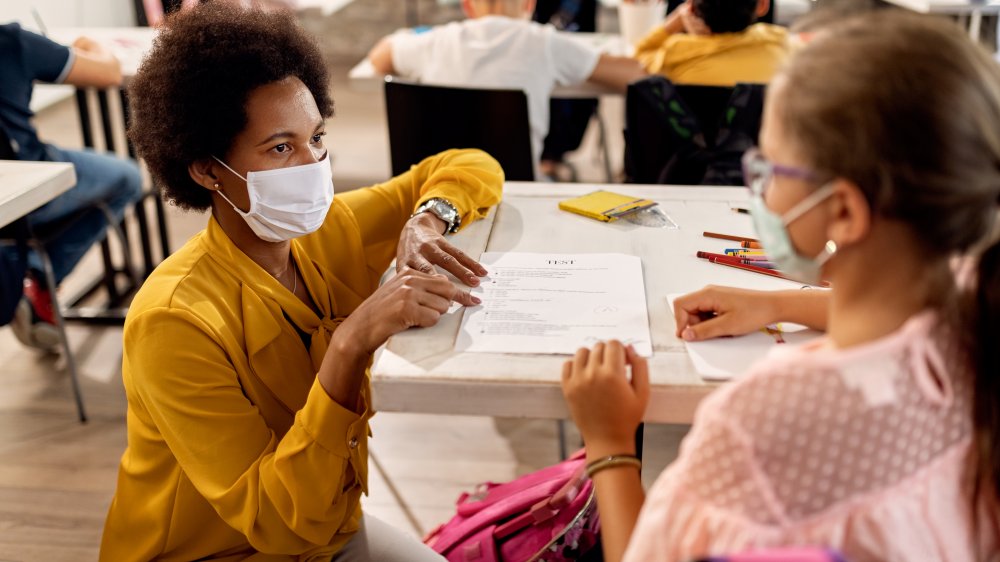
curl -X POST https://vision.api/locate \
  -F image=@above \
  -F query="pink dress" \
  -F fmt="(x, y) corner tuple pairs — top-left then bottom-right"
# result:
(623, 312), (1000, 562)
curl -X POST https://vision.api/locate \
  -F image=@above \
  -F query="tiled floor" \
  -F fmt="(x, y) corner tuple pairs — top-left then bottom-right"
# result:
(0, 64), (689, 560)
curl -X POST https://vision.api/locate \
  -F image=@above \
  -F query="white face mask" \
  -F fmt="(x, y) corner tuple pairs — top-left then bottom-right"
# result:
(212, 153), (334, 243)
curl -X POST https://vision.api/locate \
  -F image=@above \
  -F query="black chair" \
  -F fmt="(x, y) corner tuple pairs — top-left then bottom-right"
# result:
(0, 123), (136, 423)
(623, 76), (766, 185)
(384, 79), (535, 181)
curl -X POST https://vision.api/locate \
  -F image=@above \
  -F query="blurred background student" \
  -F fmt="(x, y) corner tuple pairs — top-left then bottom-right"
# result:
(635, 0), (788, 85)
(0, 23), (142, 350)
(367, 0), (645, 179)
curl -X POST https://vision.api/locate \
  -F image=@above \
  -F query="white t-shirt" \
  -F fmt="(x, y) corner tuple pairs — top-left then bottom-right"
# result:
(390, 16), (601, 165)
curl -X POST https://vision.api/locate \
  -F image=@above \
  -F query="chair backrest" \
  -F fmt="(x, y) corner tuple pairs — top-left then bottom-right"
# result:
(0, 117), (18, 160)
(623, 75), (765, 185)
(384, 79), (535, 181)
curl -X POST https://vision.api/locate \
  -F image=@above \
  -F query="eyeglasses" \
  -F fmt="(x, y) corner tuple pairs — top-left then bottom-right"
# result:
(741, 147), (822, 197)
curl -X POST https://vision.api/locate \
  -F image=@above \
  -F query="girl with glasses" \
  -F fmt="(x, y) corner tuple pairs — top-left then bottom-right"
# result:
(562, 10), (1000, 562)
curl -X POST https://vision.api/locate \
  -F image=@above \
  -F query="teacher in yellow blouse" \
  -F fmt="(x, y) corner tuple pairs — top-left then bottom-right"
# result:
(99, 4), (502, 561)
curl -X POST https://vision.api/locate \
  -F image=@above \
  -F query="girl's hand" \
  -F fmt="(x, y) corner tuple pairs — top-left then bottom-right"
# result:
(673, 285), (780, 342)
(561, 341), (650, 460)
(396, 213), (487, 287)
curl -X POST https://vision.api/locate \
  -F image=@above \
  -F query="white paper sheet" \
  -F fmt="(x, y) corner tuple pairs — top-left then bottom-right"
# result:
(456, 253), (653, 356)
(667, 294), (823, 380)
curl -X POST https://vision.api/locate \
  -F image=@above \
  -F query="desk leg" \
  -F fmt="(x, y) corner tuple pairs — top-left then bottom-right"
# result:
(75, 90), (94, 149)
(97, 90), (117, 153)
(971, 9), (983, 42)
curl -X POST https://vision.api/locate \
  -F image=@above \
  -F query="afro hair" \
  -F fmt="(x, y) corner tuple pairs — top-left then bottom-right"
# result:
(127, 1), (334, 211)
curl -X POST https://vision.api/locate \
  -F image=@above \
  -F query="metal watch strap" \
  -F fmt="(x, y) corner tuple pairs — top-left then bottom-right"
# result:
(413, 198), (461, 234)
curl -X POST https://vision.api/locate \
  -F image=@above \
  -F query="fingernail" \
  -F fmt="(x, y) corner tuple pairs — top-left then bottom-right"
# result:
(682, 327), (695, 341)
(471, 295), (482, 304)
(468, 275), (479, 286)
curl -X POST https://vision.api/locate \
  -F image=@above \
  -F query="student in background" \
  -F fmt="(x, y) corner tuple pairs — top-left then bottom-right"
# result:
(100, 3), (501, 561)
(0, 24), (143, 350)
(634, 0), (788, 85)
(562, 11), (1000, 562)
(367, 0), (645, 174)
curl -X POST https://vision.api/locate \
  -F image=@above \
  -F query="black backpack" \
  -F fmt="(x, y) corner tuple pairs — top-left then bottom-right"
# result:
(624, 75), (766, 186)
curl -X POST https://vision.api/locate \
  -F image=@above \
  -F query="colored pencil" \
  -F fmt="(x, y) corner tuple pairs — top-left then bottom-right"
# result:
(697, 252), (778, 270)
(732, 207), (750, 215)
(708, 257), (830, 287)
(703, 231), (759, 244)
(724, 249), (767, 257)
(741, 240), (763, 249)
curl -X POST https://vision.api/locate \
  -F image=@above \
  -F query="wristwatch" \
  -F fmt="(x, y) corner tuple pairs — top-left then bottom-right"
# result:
(412, 198), (461, 234)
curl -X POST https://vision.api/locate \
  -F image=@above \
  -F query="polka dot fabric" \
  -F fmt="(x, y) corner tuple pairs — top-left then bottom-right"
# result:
(622, 312), (999, 562)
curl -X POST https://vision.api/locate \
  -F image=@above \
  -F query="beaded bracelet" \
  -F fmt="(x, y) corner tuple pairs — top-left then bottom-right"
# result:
(585, 454), (642, 478)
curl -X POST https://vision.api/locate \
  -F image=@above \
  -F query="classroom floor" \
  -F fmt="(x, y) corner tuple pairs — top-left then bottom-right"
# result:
(0, 65), (689, 560)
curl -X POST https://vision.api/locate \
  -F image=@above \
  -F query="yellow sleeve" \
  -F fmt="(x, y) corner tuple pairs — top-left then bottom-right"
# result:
(634, 26), (671, 71)
(125, 307), (361, 554)
(336, 148), (504, 274)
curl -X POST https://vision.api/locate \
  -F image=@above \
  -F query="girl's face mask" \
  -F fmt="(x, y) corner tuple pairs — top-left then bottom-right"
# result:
(742, 148), (838, 285)
(212, 153), (334, 243)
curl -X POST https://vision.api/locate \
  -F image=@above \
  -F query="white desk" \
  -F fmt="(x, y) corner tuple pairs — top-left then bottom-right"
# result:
(882, 0), (1000, 40)
(371, 182), (810, 424)
(348, 32), (627, 99)
(0, 161), (76, 229)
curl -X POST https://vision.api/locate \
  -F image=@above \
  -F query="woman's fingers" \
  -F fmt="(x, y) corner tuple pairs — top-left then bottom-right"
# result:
(404, 271), (481, 306)
(437, 239), (488, 278)
(425, 245), (479, 286)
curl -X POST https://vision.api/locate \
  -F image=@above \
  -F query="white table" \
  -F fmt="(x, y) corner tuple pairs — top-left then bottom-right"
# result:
(371, 182), (811, 424)
(0, 161), (76, 229)
(348, 32), (627, 99)
(882, 0), (1000, 40)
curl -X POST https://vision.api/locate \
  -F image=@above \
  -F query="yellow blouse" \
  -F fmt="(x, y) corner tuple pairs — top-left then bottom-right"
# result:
(100, 149), (503, 561)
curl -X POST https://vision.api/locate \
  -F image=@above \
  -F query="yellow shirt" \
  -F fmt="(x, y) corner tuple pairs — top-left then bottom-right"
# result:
(100, 149), (503, 562)
(635, 23), (789, 86)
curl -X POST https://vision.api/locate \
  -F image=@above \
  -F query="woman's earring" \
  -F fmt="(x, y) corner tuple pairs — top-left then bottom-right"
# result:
(213, 182), (220, 189)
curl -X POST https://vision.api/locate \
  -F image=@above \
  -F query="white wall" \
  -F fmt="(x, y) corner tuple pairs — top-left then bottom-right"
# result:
(0, 0), (137, 30)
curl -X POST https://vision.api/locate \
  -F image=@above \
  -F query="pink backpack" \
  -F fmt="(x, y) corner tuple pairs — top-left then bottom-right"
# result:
(424, 449), (599, 562)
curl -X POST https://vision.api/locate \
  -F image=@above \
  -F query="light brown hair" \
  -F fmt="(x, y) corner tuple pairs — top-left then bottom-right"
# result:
(778, 9), (1000, 511)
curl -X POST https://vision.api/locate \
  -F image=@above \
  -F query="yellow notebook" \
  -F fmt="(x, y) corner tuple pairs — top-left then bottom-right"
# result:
(558, 190), (658, 222)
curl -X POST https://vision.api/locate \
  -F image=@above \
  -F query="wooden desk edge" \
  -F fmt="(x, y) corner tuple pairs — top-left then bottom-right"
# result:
(371, 376), (712, 424)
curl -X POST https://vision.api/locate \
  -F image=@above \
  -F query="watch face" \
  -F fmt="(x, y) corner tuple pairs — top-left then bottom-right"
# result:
(434, 201), (457, 221)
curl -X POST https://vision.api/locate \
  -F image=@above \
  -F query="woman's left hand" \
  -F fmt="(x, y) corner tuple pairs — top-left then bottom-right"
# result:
(396, 213), (487, 287)
(561, 340), (650, 460)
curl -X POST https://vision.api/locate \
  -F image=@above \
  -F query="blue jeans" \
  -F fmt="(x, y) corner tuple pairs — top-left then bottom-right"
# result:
(16, 146), (143, 284)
